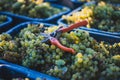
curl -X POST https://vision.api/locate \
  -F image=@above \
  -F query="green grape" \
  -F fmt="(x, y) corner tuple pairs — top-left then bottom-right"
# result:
(55, 55), (60, 60)
(79, 44), (86, 50)
(85, 48), (96, 54)
(50, 45), (56, 50)
(55, 59), (65, 66)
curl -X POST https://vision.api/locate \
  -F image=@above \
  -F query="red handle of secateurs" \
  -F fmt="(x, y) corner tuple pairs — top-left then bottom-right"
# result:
(58, 20), (88, 33)
(50, 37), (75, 54)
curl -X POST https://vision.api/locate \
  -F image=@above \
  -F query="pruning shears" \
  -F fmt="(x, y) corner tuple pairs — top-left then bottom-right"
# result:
(40, 20), (88, 54)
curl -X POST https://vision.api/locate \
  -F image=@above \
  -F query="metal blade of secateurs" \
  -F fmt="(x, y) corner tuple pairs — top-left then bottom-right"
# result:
(50, 31), (56, 37)
(40, 33), (50, 43)
(50, 30), (62, 39)
(40, 33), (49, 37)
(55, 31), (62, 39)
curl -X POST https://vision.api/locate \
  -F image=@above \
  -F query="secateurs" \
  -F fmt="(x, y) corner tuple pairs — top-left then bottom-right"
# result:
(40, 20), (88, 54)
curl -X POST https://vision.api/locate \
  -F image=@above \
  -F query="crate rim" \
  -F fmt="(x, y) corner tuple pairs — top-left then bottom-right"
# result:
(0, 15), (12, 28)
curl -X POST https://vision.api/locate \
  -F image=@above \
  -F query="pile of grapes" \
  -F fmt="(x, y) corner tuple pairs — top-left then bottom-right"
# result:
(0, 15), (7, 24)
(62, 1), (120, 32)
(0, 24), (120, 80)
(0, 0), (66, 18)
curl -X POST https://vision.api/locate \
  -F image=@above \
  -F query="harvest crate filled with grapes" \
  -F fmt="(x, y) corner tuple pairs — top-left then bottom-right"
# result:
(0, 0), (70, 23)
(58, 1), (120, 36)
(0, 0), (120, 80)
(0, 21), (120, 80)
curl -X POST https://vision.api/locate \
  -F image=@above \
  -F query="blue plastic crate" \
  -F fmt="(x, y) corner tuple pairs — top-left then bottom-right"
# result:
(0, 15), (12, 33)
(0, 21), (59, 80)
(1, 21), (120, 80)
(57, 2), (120, 36)
(0, 60), (60, 80)
(0, 3), (70, 24)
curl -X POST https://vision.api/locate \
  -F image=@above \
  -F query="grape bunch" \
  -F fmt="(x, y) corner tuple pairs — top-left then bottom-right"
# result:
(91, 2), (120, 32)
(0, 0), (66, 18)
(96, 42), (120, 80)
(0, 33), (21, 63)
(62, 1), (120, 32)
(0, 15), (7, 24)
(0, 24), (120, 80)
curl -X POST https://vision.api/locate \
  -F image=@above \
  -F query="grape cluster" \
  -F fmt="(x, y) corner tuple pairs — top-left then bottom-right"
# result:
(0, 33), (21, 63)
(91, 2), (120, 32)
(97, 42), (120, 79)
(62, 6), (93, 28)
(0, 0), (65, 18)
(63, 1), (120, 32)
(0, 15), (7, 24)
(0, 24), (120, 80)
